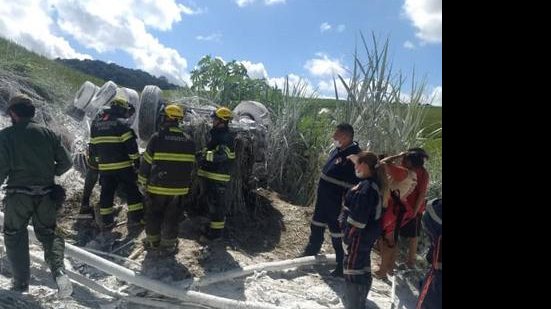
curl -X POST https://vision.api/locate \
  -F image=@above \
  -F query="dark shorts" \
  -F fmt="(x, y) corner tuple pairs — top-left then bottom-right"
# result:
(400, 214), (422, 238)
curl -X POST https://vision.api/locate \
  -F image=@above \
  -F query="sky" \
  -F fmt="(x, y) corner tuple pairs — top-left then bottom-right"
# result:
(0, 0), (442, 105)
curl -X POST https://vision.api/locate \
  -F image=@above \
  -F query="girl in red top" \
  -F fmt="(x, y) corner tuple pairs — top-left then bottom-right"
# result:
(375, 148), (430, 278)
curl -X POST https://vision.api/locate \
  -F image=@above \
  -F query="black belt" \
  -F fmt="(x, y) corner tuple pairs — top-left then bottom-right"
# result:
(4, 185), (53, 196)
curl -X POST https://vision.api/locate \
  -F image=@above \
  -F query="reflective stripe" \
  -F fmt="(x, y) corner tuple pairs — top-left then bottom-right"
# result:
(347, 216), (366, 229)
(342, 206), (351, 212)
(100, 207), (113, 215)
(311, 219), (328, 228)
(138, 174), (147, 185)
(128, 152), (140, 160)
(147, 185), (189, 196)
(210, 221), (225, 229)
(426, 200), (442, 225)
(343, 269), (365, 275)
(197, 169), (231, 182)
(147, 234), (161, 242)
(320, 173), (355, 189)
(90, 136), (122, 144)
(153, 152), (195, 162)
(160, 238), (178, 246)
(120, 131), (134, 142)
(98, 160), (133, 171)
(343, 267), (371, 275)
(169, 127), (183, 133)
(206, 151), (214, 162)
(331, 233), (344, 238)
(128, 202), (143, 212)
(143, 152), (153, 164)
(218, 145), (235, 160)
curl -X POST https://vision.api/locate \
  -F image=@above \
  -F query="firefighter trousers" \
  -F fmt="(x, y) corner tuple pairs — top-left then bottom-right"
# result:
(144, 194), (183, 246)
(99, 168), (143, 226)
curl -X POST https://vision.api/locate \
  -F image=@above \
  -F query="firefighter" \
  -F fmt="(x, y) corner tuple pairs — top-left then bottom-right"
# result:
(138, 104), (196, 253)
(416, 198), (442, 309)
(196, 107), (235, 241)
(301, 123), (361, 277)
(89, 96), (143, 230)
(340, 151), (388, 309)
(0, 94), (73, 297)
(79, 105), (135, 220)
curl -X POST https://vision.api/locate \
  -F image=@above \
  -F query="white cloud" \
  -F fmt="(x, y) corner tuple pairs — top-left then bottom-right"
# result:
(265, 0), (286, 5)
(268, 74), (316, 96)
(403, 0), (442, 43)
(336, 24), (346, 32)
(239, 60), (268, 79)
(0, 0), (195, 86)
(196, 33), (222, 42)
(403, 40), (416, 49)
(318, 79), (348, 99)
(50, 0), (192, 86)
(236, 0), (285, 7)
(236, 0), (255, 7)
(304, 53), (346, 77)
(320, 22), (332, 33)
(430, 86), (442, 106)
(0, 0), (91, 59)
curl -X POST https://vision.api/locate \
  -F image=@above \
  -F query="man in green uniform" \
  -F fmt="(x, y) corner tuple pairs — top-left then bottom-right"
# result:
(0, 94), (73, 297)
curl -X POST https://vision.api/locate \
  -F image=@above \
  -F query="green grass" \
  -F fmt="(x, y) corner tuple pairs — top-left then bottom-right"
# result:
(0, 37), (105, 106)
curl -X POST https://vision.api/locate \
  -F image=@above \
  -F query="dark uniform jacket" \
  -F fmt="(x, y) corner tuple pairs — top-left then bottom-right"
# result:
(139, 125), (196, 195)
(197, 126), (235, 183)
(89, 109), (139, 173)
(0, 119), (72, 187)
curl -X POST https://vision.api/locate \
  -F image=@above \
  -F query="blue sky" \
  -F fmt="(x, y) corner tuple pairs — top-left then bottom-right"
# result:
(0, 0), (442, 104)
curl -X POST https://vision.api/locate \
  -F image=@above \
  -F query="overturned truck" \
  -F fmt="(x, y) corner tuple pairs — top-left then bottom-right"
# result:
(67, 80), (271, 218)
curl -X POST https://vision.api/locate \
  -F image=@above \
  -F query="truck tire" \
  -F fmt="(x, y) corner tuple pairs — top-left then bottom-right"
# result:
(138, 85), (163, 141)
(73, 81), (99, 110)
(233, 100), (271, 128)
(85, 81), (117, 117)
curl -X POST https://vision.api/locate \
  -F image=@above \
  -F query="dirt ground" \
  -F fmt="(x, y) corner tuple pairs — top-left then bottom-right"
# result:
(1, 181), (426, 309)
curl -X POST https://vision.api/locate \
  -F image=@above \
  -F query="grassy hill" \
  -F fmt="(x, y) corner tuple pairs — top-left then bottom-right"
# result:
(0, 37), (105, 107)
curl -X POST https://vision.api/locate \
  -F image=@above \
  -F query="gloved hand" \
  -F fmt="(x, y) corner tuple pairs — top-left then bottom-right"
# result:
(195, 150), (204, 160)
(138, 184), (146, 196)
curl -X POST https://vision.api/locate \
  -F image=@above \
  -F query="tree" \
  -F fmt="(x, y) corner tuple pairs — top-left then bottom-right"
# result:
(190, 55), (281, 108)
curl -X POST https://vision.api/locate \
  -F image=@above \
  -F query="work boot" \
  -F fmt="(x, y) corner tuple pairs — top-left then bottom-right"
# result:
(142, 237), (160, 251)
(76, 204), (94, 220)
(160, 239), (179, 255)
(10, 281), (29, 293)
(205, 228), (223, 241)
(55, 271), (73, 298)
(331, 264), (344, 278)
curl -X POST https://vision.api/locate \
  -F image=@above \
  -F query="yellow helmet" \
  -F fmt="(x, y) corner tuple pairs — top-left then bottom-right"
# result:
(212, 106), (233, 121)
(110, 96), (129, 109)
(164, 104), (185, 120)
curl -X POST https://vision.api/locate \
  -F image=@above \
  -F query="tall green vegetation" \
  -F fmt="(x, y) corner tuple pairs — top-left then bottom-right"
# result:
(190, 55), (282, 108)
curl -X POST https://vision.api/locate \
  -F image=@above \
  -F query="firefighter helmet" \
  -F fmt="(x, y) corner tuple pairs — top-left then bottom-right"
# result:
(164, 104), (185, 120)
(211, 107), (233, 121)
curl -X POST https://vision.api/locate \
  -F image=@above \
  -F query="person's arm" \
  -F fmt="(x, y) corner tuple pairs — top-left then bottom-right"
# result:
(120, 126), (140, 166)
(138, 135), (156, 186)
(413, 170), (429, 214)
(380, 151), (407, 164)
(0, 134), (10, 184)
(53, 132), (72, 176)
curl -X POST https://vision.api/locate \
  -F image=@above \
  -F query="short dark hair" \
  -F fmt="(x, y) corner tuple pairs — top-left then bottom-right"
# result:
(8, 94), (35, 118)
(405, 147), (429, 168)
(336, 123), (354, 139)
